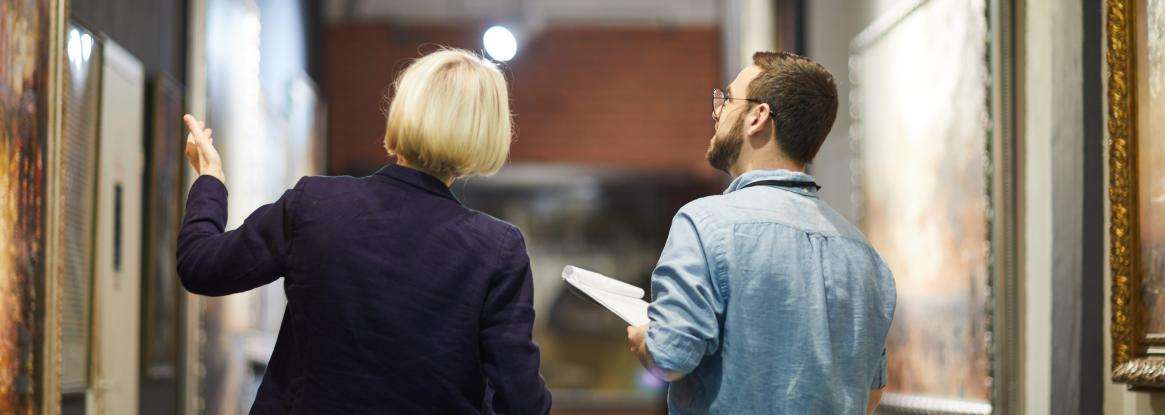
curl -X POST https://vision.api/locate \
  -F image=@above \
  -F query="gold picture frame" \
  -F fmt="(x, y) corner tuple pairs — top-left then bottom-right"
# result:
(1107, 0), (1165, 389)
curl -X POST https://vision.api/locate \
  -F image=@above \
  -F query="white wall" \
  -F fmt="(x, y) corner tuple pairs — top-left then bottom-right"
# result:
(806, 0), (875, 222)
(721, 0), (779, 83)
(1022, 0), (1085, 412)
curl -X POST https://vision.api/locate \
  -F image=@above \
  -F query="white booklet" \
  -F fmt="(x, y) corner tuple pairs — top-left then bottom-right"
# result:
(561, 266), (649, 326)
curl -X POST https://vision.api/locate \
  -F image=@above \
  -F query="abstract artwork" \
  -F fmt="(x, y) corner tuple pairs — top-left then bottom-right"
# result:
(851, 0), (993, 410)
(0, 0), (49, 413)
(1109, 0), (1165, 388)
(143, 74), (184, 380)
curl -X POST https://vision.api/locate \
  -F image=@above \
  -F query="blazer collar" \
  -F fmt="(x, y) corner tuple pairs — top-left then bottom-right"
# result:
(373, 163), (461, 204)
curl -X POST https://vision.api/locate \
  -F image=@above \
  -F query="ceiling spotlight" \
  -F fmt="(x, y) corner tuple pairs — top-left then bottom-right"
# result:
(67, 28), (81, 64)
(483, 25), (517, 62)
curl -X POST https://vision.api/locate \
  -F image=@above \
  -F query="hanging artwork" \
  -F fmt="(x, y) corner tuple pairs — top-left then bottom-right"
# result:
(851, 0), (996, 411)
(1108, 0), (1165, 388)
(0, 0), (50, 413)
(143, 74), (185, 380)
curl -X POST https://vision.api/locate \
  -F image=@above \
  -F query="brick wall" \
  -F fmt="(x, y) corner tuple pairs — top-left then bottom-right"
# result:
(325, 23), (723, 178)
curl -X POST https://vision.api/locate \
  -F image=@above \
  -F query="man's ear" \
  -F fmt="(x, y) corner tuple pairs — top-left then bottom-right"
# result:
(744, 103), (771, 137)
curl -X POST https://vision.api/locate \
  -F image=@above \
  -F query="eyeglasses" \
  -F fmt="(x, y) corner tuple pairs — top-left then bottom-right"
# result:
(713, 88), (777, 122)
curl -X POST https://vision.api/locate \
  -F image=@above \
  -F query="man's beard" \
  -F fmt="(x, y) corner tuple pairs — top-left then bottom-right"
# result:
(706, 118), (744, 174)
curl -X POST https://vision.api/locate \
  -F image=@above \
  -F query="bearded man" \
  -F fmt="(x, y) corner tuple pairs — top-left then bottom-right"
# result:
(626, 52), (897, 415)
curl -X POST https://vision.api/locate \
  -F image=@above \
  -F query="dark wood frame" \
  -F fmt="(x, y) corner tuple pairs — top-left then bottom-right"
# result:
(141, 74), (185, 381)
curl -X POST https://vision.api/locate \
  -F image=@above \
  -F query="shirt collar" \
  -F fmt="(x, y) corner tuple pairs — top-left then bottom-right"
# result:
(373, 163), (461, 204)
(724, 169), (819, 197)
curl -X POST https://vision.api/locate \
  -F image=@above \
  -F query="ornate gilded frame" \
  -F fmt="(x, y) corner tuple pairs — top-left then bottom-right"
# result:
(1107, 0), (1165, 389)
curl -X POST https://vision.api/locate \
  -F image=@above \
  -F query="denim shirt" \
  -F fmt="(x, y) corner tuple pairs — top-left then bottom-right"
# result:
(646, 169), (896, 414)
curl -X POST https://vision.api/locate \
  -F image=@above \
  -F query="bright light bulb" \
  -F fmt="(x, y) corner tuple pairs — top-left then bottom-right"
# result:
(483, 26), (517, 62)
(81, 33), (93, 61)
(67, 28), (81, 64)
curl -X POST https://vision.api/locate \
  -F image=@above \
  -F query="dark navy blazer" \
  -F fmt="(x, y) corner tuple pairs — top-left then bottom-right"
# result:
(177, 164), (552, 414)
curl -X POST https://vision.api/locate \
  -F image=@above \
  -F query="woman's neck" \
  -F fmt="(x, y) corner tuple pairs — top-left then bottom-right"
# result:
(394, 157), (455, 187)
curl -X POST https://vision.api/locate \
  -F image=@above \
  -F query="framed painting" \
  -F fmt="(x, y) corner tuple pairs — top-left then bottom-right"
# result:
(1108, 0), (1165, 389)
(0, 0), (56, 413)
(142, 74), (184, 380)
(92, 39), (146, 414)
(851, 0), (1020, 412)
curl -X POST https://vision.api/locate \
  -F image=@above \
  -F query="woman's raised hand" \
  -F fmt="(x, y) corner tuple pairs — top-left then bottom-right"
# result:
(183, 114), (226, 184)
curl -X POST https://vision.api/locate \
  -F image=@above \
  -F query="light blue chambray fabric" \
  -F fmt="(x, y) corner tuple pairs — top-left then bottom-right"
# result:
(645, 169), (896, 414)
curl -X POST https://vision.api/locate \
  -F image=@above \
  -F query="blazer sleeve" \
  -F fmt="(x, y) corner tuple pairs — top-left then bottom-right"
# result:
(479, 227), (552, 415)
(177, 175), (301, 296)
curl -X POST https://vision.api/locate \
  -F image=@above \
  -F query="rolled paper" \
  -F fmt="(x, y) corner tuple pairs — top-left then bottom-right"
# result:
(562, 265), (645, 299)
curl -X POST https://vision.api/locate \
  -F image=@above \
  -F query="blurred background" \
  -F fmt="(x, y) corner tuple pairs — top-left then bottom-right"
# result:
(3, 0), (1160, 414)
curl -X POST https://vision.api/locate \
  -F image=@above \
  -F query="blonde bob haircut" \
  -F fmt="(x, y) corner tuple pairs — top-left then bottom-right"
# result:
(383, 48), (512, 179)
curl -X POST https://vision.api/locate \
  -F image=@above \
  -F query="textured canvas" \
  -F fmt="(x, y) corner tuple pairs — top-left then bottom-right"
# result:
(852, 0), (992, 402)
(1137, 0), (1165, 335)
(0, 0), (49, 412)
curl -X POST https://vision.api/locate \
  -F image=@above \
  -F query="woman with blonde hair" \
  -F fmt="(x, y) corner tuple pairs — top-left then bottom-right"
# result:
(178, 48), (552, 414)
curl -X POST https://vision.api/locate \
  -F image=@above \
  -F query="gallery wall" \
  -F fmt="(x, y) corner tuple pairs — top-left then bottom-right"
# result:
(811, 0), (1110, 413)
(6, 0), (1159, 414)
(60, 1), (324, 414)
(805, 0), (876, 223)
(66, 3), (189, 414)
(325, 23), (722, 178)
(72, 0), (187, 82)
(196, 1), (324, 413)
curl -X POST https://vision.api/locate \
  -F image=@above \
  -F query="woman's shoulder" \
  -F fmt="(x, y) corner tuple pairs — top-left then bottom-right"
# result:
(462, 208), (521, 238)
(291, 174), (364, 196)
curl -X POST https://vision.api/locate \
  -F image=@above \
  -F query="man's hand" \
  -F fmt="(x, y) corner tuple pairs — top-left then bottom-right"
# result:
(183, 114), (226, 184)
(627, 325), (684, 382)
(867, 388), (883, 415)
(627, 325), (650, 368)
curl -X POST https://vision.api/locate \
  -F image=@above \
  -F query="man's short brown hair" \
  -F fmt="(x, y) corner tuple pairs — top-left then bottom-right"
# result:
(747, 51), (838, 165)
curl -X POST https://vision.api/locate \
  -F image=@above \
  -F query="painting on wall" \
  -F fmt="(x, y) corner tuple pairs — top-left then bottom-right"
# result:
(851, 0), (994, 410)
(1139, 0), (1165, 342)
(0, 0), (50, 412)
(143, 74), (185, 380)
(1108, 0), (1165, 388)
